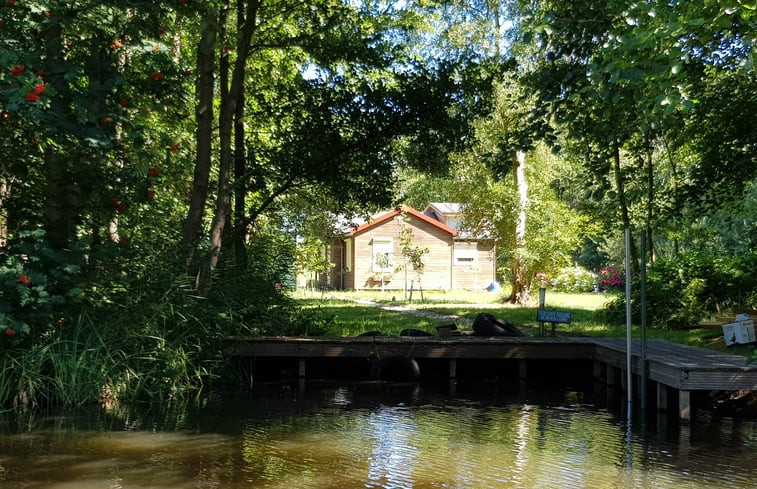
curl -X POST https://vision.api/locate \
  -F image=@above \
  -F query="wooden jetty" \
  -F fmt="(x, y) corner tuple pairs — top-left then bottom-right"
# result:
(226, 336), (757, 420)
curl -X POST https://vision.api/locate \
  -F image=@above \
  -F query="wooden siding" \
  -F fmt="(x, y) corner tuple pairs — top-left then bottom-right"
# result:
(329, 206), (497, 291)
(451, 240), (497, 290)
(353, 214), (454, 290)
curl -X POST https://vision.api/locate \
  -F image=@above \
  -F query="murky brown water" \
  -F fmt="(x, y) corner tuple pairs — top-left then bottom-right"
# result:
(0, 382), (755, 488)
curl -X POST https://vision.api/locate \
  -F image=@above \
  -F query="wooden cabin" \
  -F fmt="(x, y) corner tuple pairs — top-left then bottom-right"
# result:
(329, 204), (496, 291)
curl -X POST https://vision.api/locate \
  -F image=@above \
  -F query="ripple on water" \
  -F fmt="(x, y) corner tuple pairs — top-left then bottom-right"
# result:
(1, 385), (756, 489)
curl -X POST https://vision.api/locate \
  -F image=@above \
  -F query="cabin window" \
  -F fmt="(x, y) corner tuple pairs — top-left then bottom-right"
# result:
(454, 242), (477, 266)
(372, 238), (393, 272)
(446, 215), (462, 231)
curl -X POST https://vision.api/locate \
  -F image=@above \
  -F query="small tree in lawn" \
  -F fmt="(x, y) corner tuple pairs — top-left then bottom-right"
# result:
(295, 237), (334, 294)
(398, 225), (429, 301)
(374, 252), (392, 292)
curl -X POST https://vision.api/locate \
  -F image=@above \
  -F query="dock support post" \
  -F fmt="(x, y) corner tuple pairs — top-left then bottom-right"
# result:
(298, 358), (306, 378)
(449, 358), (457, 379)
(678, 389), (691, 420)
(593, 361), (602, 381)
(606, 365), (616, 386)
(656, 383), (668, 411)
(519, 360), (528, 380)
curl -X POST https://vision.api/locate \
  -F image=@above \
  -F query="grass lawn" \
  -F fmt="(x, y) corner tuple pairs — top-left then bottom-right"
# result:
(291, 289), (756, 360)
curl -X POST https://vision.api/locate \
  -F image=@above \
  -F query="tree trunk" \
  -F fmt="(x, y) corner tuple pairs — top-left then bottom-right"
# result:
(206, 0), (260, 279)
(645, 136), (655, 262)
(612, 142), (639, 274)
(182, 12), (218, 270)
(508, 150), (530, 304)
(232, 81), (248, 269)
(208, 2), (233, 274)
(224, 0), (249, 270)
(663, 137), (680, 256)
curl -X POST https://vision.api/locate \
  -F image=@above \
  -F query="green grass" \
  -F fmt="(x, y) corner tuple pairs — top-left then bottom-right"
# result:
(297, 299), (446, 336)
(291, 289), (756, 360)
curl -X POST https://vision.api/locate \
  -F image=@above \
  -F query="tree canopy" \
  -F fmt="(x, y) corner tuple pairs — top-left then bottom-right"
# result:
(0, 0), (755, 406)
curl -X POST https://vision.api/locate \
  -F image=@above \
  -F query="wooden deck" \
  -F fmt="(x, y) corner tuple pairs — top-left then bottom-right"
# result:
(226, 336), (757, 419)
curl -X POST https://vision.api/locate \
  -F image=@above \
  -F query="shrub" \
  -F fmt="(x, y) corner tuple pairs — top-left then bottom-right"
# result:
(0, 230), (85, 343)
(549, 266), (597, 293)
(602, 251), (757, 328)
(597, 265), (624, 291)
(0, 229), (323, 408)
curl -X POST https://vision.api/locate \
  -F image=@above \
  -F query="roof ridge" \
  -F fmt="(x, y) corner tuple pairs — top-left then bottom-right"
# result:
(350, 206), (458, 237)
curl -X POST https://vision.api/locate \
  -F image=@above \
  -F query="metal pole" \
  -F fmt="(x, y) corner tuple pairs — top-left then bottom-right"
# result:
(640, 230), (648, 418)
(624, 228), (633, 416)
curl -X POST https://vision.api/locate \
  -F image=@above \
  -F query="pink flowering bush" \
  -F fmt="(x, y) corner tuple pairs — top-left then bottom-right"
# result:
(598, 265), (624, 291)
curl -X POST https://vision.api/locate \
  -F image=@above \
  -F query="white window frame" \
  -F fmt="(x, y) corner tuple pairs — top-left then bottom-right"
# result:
(446, 215), (462, 231)
(453, 242), (478, 266)
(372, 238), (393, 272)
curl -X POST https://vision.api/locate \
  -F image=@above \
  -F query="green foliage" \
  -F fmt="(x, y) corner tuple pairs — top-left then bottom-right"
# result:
(548, 266), (597, 294)
(453, 139), (589, 294)
(603, 251), (757, 328)
(0, 230), (83, 342)
(683, 69), (757, 208)
(0, 229), (331, 408)
(398, 224), (429, 276)
(295, 236), (334, 290)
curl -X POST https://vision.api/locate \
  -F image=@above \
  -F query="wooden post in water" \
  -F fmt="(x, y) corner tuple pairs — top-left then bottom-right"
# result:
(656, 382), (668, 411)
(679, 390), (691, 420)
(298, 358), (306, 378)
(593, 360), (602, 381)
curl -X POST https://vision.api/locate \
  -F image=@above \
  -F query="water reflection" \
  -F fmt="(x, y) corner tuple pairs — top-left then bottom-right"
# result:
(366, 406), (418, 488)
(0, 382), (755, 488)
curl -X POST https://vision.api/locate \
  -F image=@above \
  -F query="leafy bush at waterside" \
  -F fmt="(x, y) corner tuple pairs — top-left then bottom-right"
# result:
(603, 252), (757, 328)
(0, 232), (323, 409)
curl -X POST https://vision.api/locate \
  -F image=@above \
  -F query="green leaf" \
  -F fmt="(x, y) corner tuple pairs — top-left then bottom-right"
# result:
(621, 68), (644, 80)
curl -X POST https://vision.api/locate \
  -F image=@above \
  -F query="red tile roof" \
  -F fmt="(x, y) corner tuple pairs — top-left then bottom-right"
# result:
(350, 206), (459, 237)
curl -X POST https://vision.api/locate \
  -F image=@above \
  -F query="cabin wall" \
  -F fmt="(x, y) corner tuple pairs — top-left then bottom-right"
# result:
(450, 241), (497, 290)
(328, 207), (498, 291)
(353, 215), (453, 290)
(329, 238), (355, 290)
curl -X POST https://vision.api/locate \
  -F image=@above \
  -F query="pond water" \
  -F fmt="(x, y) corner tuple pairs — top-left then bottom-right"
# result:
(0, 381), (755, 489)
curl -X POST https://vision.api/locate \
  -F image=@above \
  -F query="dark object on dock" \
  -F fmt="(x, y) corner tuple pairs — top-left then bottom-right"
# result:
(472, 313), (523, 337)
(400, 328), (434, 337)
(369, 355), (421, 381)
(436, 323), (458, 336)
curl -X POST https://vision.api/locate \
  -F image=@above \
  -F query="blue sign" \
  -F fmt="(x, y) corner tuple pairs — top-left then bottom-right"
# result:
(537, 309), (572, 324)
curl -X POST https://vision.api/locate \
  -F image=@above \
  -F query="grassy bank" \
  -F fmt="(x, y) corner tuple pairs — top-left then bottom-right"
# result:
(292, 289), (755, 359)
